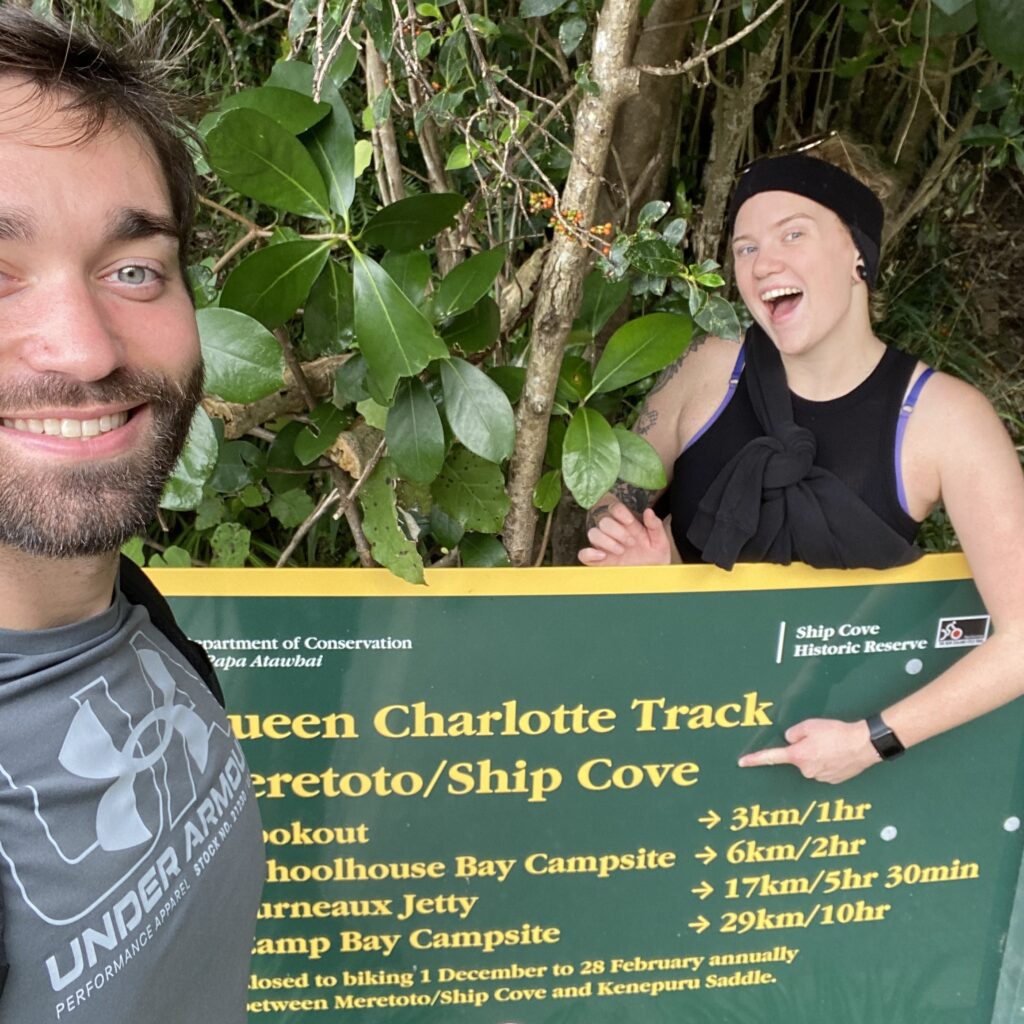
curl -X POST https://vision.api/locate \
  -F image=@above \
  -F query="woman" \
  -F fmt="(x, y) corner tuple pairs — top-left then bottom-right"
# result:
(578, 143), (1024, 783)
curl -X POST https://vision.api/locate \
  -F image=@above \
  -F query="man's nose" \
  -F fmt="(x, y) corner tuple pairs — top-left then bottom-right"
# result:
(19, 277), (124, 382)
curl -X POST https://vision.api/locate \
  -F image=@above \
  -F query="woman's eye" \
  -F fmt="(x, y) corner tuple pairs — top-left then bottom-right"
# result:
(735, 245), (757, 257)
(785, 230), (804, 241)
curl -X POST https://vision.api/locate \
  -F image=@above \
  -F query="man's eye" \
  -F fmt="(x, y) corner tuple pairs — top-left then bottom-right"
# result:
(785, 230), (804, 241)
(735, 245), (757, 257)
(111, 265), (161, 286)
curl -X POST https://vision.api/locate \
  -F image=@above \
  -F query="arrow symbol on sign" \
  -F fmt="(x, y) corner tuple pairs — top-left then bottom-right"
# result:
(691, 880), (714, 900)
(695, 845), (717, 865)
(689, 915), (710, 934)
(698, 809), (720, 830)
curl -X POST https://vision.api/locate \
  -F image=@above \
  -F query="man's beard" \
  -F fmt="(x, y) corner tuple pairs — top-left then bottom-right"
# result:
(0, 362), (204, 558)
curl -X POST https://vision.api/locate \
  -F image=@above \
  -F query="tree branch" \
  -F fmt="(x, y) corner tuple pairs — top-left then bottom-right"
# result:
(635, 0), (785, 78)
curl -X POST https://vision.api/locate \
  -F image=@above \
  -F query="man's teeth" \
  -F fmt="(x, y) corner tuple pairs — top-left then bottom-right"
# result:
(761, 287), (803, 301)
(2, 412), (129, 439)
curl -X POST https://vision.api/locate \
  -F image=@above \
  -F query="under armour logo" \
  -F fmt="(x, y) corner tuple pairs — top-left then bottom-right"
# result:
(58, 648), (209, 852)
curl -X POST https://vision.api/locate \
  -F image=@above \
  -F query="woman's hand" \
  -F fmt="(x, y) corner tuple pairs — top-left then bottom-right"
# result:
(738, 718), (881, 784)
(578, 503), (671, 567)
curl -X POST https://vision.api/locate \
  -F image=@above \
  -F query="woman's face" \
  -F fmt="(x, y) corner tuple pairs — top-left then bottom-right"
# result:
(731, 190), (864, 357)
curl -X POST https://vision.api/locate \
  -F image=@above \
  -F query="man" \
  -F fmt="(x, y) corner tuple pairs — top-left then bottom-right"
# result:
(0, 9), (263, 1022)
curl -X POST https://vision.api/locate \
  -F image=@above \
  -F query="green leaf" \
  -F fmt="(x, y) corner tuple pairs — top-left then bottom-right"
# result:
(267, 421), (309, 493)
(977, 78), (1013, 111)
(194, 496), (226, 531)
(970, 0), (1019, 63)
(386, 377), (446, 483)
(205, 108), (330, 218)
(334, 355), (370, 405)
(352, 252), (448, 401)
(149, 545), (192, 568)
(556, 355), (592, 404)
(361, 193), (467, 251)
(295, 403), (350, 465)
(521, 0), (567, 16)
(443, 296), (501, 354)
(382, 250), (432, 304)
(209, 438), (263, 493)
(160, 407), (218, 510)
(576, 270), (629, 336)
(267, 59), (315, 92)
(933, 0), (973, 12)
(459, 534), (511, 567)
(359, 463), (426, 584)
(430, 504), (465, 548)
(218, 87), (330, 135)
(196, 308), (285, 403)
(288, 0), (312, 39)
(435, 246), (506, 318)
(304, 94), (356, 216)
(694, 295), (741, 340)
(270, 489), (316, 528)
(562, 407), (620, 509)
(303, 260), (354, 357)
(210, 523), (251, 567)
(238, 483), (266, 509)
(559, 15), (588, 54)
(220, 240), (331, 330)
(354, 139), (374, 178)
(962, 123), (1007, 145)
(637, 200), (670, 228)
(488, 365), (525, 404)
(614, 427), (667, 489)
(696, 272), (726, 288)
(121, 536), (145, 565)
(431, 447), (510, 533)
(445, 144), (473, 170)
(440, 357), (516, 462)
(533, 469), (562, 513)
(357, 398), (390, 430)
(104, 0), (155, 22)
(626, 236), (681, 277)
(590, 312), (692, 395)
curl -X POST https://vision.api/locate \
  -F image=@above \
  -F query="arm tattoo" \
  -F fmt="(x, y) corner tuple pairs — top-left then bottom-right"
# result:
(611, 481), (653, 515)
(636, 409), (658, 435)
(646, 333), (709, 400)
(585, 482), (654, 530)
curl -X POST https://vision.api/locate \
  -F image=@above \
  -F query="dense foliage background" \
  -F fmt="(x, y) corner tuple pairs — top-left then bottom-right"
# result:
(32, 0), (1023, 575)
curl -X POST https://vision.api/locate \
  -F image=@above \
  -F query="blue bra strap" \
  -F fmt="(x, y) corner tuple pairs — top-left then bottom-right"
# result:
(894, 366), (935, 516)
(683, 344), (747, 452)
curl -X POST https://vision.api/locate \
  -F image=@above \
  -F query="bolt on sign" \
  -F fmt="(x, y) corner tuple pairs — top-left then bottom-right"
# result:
(156, 556), (1024, 1023)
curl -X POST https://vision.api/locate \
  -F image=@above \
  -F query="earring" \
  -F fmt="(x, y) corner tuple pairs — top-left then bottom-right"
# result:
(856, 265), (867, 281)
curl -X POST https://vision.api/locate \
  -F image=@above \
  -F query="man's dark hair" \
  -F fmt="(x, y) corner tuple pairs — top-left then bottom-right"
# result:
(0, 5), (197, 284)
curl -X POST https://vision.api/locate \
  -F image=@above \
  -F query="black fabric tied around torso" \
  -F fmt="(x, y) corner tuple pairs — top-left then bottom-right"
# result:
(685, 325), (922, 570)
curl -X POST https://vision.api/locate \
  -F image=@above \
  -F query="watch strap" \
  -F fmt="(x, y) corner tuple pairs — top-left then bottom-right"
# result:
(866, 713), (905, 760)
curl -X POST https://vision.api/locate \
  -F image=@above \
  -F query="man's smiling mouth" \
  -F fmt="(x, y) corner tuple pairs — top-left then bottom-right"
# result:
(1, 411), (130, 439)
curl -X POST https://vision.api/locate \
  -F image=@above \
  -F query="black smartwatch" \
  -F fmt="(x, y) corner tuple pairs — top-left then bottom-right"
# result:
(866, 713), (905, 761)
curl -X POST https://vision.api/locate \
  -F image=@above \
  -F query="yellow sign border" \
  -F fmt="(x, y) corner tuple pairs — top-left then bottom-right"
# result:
(148, 552), (971, 598)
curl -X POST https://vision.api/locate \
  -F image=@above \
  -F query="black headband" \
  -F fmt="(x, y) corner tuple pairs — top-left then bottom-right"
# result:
(728, 153), (884, 287)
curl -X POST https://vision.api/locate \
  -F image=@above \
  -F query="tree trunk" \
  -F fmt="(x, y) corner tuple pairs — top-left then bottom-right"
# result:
(502, 0), (643, 566)
(602, 0), (698, 228)
(694, 21), (785, 266)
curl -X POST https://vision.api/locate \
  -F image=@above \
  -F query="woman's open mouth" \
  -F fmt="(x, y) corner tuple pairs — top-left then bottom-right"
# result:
(761, 286), (803, 321)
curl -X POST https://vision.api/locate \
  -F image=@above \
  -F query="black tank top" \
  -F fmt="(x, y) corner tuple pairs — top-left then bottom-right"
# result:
(668, 345), (922, 563)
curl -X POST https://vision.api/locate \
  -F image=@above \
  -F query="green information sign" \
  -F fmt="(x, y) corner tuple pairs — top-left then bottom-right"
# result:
(156, 557), (1024, 1023)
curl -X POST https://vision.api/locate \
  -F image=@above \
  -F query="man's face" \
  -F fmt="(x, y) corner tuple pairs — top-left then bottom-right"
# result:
(0, 78), (202, 558)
